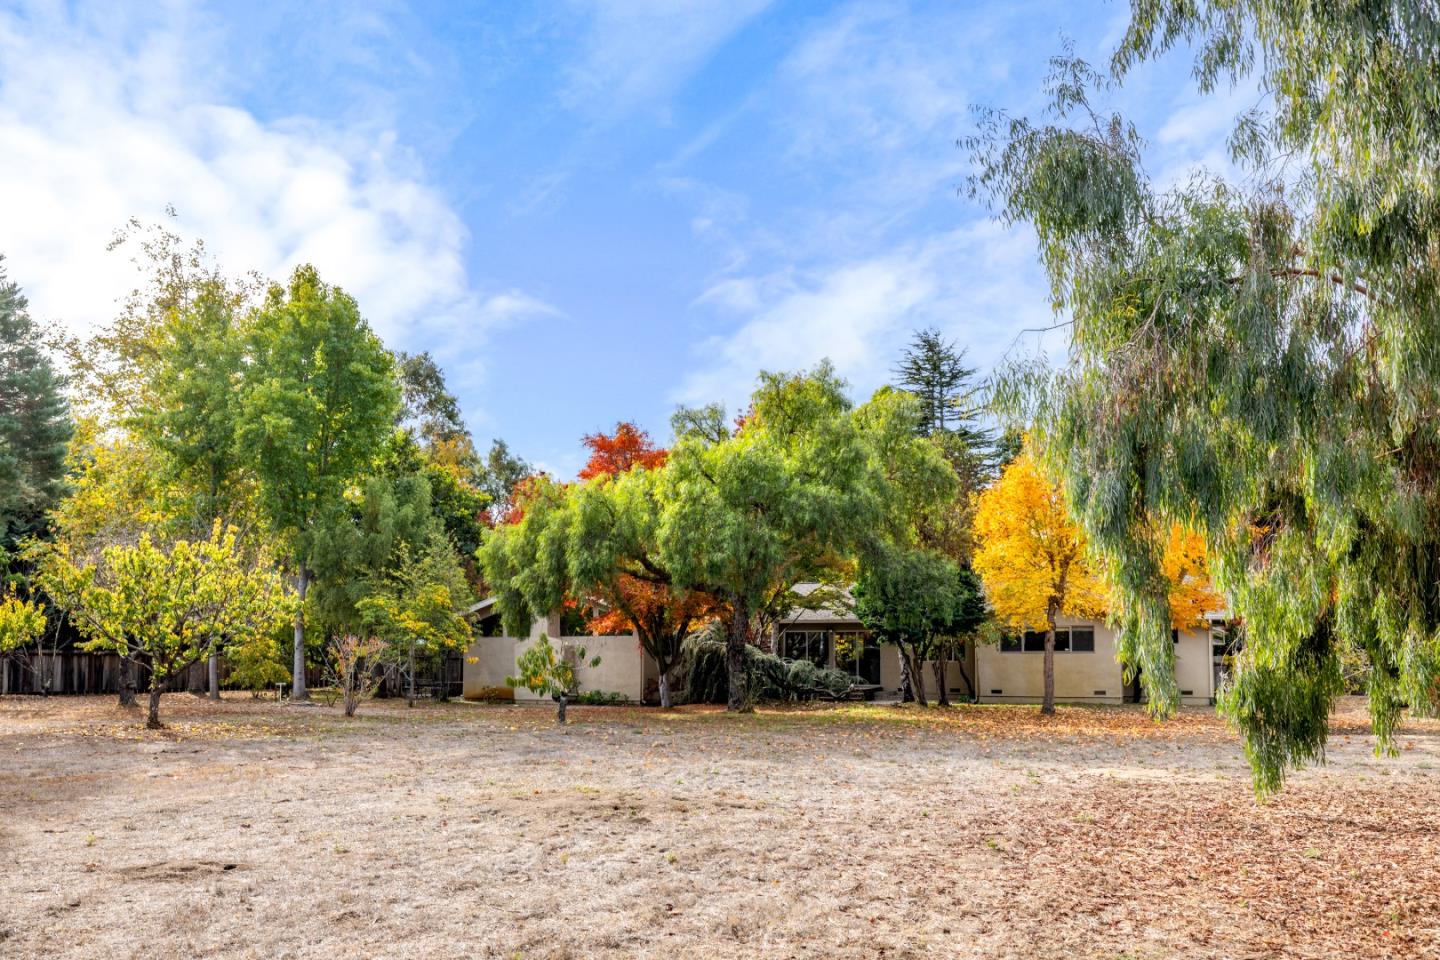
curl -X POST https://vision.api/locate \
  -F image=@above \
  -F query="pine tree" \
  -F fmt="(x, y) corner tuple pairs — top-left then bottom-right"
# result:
(893, 327), (991, 454)
(0, 258), (72, 557)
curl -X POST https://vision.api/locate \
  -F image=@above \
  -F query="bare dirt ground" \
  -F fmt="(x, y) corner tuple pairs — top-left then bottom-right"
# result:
(0, 694), (1436, 960)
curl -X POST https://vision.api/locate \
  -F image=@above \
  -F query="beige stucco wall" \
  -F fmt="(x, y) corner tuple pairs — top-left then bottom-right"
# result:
(462, 614), (649, 703)
(975, 618), (1127, 704)
(1174, 628), (1213, 705)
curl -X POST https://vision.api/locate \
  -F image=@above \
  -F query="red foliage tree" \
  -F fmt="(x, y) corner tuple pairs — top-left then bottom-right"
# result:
(578, 422), (667, 480)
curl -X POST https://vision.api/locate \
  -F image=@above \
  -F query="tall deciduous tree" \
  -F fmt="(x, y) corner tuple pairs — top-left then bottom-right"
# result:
(238, 265), (399, 700)
(0, 258), (71, 559)
(972, 449), (1107, 715)
(967, 2), (1439, 790)
(578, 422), (667, 480)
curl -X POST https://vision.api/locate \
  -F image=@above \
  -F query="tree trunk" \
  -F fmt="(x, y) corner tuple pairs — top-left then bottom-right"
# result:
(933, 654), (950, 707)
(909, 645), (929, 707)
(658, 664), (673, 709)
(556, 692), (568, 724)
(726, 593), (751, 713)
(207, 651), (220, 700)
(146, 686), (163, 729)
(953, 642), (976, 702)
(897, 645), (915, 702)
(292, 567), (310, 701)
(117, 655), (137, 708)
(407, 640), (416, 708)
(1042, 603), (1057, 716)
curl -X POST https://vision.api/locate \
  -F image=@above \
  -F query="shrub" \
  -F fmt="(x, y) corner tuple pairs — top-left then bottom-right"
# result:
(575, 690), (626, 705)
(467, 685), (515, 702)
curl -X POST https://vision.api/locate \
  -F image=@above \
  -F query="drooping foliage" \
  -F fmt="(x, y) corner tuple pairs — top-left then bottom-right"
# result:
(658, 364), (956, 711)
(968, 2), (1440, 789)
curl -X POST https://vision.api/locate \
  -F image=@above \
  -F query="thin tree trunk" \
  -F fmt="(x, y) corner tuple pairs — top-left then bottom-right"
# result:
(910, 646), (929, 707)
(207, 651), (220, 700)
(117, 655), (137, 708)
(556, 692), (567, 724)
(954, 641), (976, 702)
(292, 567), (310, 701)
(933, 654), (950, 707)
(897, 644), (915, 702)
(658, 664), (673, 709)
(726, 593), (751, 713)
(146, 685), (163, 729)
(407, 640), (416, 708)
(1042, 602), (1057, 716)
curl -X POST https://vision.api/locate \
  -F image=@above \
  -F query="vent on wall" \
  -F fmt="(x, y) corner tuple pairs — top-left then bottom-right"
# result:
(990, 689), (1003, 695)
(1093, 690), (1107, 696)
(1181, 689), (1194, 696)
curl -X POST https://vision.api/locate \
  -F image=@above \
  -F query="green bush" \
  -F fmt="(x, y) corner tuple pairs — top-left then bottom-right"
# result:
(575, 690), (626, 705)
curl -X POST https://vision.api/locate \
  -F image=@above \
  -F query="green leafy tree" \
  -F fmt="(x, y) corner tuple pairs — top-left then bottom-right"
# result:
(507, 633), (600, 723)
(968, 3), (1440, 790)
(476, 439), (532, 525)
(238, 265), (400, 700)
(854, 545), (985, 707)
(0, 258), (72, 559)
(658, 364), (955, 711)
(38, 525), (293, 727)
(308, 473), (471, 705)
(0, 589), (46, 654)
(357, 535), (473, 707)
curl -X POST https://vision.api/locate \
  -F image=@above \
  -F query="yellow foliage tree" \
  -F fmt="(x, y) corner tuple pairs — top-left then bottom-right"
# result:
(974, 449), (1224, 714)
(972, 449), (1106, 714)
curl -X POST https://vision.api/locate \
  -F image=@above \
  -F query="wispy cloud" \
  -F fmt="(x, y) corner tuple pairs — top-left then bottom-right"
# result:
(675, 221), (1052, 410)
(560, 0), (774, 119)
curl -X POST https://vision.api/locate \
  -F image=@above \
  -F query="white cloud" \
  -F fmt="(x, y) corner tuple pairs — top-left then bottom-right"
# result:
(0, 2), (557, 386)
(675, 221), (1055, 410)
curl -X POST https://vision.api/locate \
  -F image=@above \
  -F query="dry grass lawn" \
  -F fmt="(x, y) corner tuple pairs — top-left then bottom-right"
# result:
(0, 693), (1437, 959)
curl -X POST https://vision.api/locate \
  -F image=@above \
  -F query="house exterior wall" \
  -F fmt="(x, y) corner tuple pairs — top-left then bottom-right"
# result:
(975, 617), (1127, 704)
(1174, 628), (1213, 705)
(461, 616), (649, 703)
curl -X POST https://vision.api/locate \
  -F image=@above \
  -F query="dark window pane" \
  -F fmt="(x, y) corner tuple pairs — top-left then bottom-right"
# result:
(1071, 627), (1095, 652)
(1022, 630), (1045, 652)
(1054, 629), (1070, 653)
(999, 634), (1020, 653)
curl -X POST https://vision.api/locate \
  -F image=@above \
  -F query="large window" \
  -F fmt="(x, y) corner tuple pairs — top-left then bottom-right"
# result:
(781, 630), (830, 667)
(834, 631), (881, 684)
(1000, 626), (1096, 653)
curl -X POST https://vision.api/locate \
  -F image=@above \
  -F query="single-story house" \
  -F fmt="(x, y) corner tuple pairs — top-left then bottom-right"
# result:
(462, 591), (1231, 706)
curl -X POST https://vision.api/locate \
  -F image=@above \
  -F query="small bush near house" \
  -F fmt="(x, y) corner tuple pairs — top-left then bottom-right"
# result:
(575, 690), (626, 705)
(467, 685), (515, 702)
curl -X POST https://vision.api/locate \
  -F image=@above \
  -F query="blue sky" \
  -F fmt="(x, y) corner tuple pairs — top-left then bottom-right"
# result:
(0, 1), (1253, 476)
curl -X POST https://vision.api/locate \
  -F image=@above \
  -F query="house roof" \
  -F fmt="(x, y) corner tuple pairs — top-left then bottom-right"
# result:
(780, 583), (862, 626)
(466, 596), (499, 618)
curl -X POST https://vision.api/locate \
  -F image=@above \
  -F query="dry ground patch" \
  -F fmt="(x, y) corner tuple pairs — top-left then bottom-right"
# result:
(0, 694), (1436, 959)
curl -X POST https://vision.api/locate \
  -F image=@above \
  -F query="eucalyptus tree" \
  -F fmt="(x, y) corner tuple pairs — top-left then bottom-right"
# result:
(969, 2), (1440, 790)
(238, 265), (399, 699)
